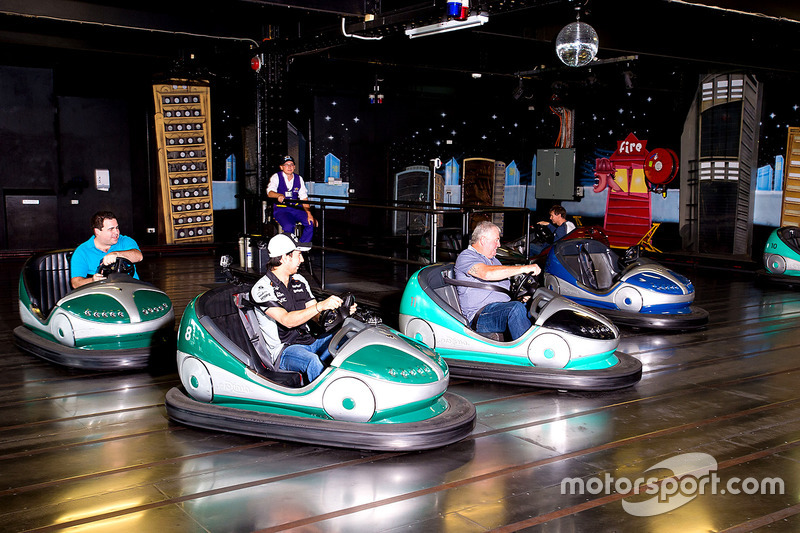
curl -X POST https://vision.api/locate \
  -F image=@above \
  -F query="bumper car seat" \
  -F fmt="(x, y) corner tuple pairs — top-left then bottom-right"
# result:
(24, 250), (73, 320)
(198, 283), (302, 388)
(780, 226), (800, 254)
(434, 266), (505, 342)
(563, 241), (619, 292)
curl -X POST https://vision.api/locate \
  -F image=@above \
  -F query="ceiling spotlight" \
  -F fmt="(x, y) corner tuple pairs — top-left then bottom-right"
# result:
(405, 13), (489, 39)
(555, 8), (598, 67)
(369, 76), (384, 104)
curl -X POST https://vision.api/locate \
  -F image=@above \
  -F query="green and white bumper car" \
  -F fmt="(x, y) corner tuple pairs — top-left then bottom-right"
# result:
(760, 226), (800, 285)
(165, 283), (476, 451)
(398, 264), (642, 391)
(14, 250), (174, 370)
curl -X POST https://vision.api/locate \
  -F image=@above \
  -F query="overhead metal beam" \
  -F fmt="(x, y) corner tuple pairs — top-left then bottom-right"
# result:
(236, 0), (367, 16)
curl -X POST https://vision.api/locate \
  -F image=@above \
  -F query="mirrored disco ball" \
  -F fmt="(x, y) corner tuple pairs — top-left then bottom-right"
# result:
(555, 21), (598, 67)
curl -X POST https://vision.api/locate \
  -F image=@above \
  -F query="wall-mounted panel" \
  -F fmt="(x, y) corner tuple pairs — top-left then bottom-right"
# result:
(5, 193), (58, 249)
(535, 148), (575, 201)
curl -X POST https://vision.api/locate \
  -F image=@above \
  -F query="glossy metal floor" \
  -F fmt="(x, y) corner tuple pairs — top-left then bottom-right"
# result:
(3, 253), (800, 532)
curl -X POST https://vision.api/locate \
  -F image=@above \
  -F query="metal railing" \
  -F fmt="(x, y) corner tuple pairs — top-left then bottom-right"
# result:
(278, 194), (532, 289)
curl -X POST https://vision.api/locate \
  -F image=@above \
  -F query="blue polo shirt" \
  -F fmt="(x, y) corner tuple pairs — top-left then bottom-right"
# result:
(70, 235), (140, 280)
(454, 246), (511, 323)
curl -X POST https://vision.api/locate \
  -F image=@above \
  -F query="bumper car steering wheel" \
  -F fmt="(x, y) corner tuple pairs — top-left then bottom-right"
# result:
(532, 224), (554, 245)
(318, 292), (355, 333)
(621, 244), (642, 267)
(97, 257), (136, 278)
(511, 269), (540, 300)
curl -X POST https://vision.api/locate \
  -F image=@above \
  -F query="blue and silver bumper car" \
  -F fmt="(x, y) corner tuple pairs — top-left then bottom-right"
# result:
(13, 250), (175, 370)
(542, 238), (708, 330)
(398, 264), (642, 391)
(165, 283), (476, 451)
(760, 226), (800, 285)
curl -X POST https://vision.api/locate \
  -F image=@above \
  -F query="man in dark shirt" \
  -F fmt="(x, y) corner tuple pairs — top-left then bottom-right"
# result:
(250, 233), (351, 383)
(529, 204), (576, 256)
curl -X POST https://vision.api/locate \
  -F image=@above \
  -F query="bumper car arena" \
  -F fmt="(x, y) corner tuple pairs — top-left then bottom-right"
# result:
(4, 2), (800, 531)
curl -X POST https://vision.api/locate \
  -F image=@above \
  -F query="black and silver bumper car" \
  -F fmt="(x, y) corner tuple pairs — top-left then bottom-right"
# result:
(398, 264), (642, 391)
(14, 250), (174, 370)
(165, 283), (476, 451)
(542, 238), (708, 330)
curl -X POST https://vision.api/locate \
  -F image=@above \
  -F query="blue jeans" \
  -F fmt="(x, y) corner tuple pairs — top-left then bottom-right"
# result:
(474, 301), (531, 340)
(279, 334), (333, 383)
(274, 207), (314, 243)
(528, 242), (547, 257)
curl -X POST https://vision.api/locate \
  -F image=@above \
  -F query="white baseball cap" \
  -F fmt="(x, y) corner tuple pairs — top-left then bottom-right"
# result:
(268, 233), (310, 258)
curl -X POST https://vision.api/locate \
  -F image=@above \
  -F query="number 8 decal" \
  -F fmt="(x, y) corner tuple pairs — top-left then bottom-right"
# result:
(184, 322), (195, 341)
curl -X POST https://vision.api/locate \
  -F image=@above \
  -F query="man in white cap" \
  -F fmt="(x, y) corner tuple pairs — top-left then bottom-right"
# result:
(250, 232), (353, 383)
(266, 155), (315, 246)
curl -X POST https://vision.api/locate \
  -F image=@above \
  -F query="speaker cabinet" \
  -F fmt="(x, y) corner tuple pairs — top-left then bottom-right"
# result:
(153, 82), (214, 243)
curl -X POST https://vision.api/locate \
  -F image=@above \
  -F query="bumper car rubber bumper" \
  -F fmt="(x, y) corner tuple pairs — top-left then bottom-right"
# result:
(756, 269), (800, 287)
(591, 305), (708, 331)
(165, 387), (477, 451)
(445, 352), (642, 391)
(13, 325), (169, 371)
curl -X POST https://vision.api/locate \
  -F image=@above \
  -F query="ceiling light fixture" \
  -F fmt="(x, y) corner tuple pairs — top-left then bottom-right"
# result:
(555, 4), (598, 67)
(369, 76), (384, 104)
(405, 13), (489, 39)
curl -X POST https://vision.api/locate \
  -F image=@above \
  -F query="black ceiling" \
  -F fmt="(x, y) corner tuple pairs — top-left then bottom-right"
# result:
(1, 0), (799, 89)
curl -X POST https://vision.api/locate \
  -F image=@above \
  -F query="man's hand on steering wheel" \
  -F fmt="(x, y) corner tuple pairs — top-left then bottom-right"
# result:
(532, 223), (554, 244)
(512, 263), (541, 300)
(101, 252), (120, 266)
(523, 263), (541, 277)
(317, 293), (356, 333)
(316, 294), (343, 312)
(96, 256), (136, 278)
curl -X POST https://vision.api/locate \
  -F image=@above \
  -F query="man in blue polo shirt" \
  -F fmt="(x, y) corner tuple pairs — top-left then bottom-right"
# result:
(455, 221), (541, 340)
(70, 211), (143, 289)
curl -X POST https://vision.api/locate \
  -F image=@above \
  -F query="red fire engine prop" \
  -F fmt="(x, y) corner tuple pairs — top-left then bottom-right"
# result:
(593, 133), (678, 248)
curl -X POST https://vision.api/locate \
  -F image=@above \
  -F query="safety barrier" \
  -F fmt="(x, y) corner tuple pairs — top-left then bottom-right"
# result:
(289, 195), (533, 289)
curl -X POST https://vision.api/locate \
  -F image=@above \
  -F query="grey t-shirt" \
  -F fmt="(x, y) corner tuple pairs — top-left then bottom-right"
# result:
(454, 246), (511, 323)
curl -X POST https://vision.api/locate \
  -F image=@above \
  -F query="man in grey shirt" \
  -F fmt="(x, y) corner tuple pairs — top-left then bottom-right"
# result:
(455, 221), (541, 340)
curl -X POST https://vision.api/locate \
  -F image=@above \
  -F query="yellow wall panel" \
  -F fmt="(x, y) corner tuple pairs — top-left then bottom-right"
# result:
(781, 127), (800, 227)
(153, 82), (214, 244)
